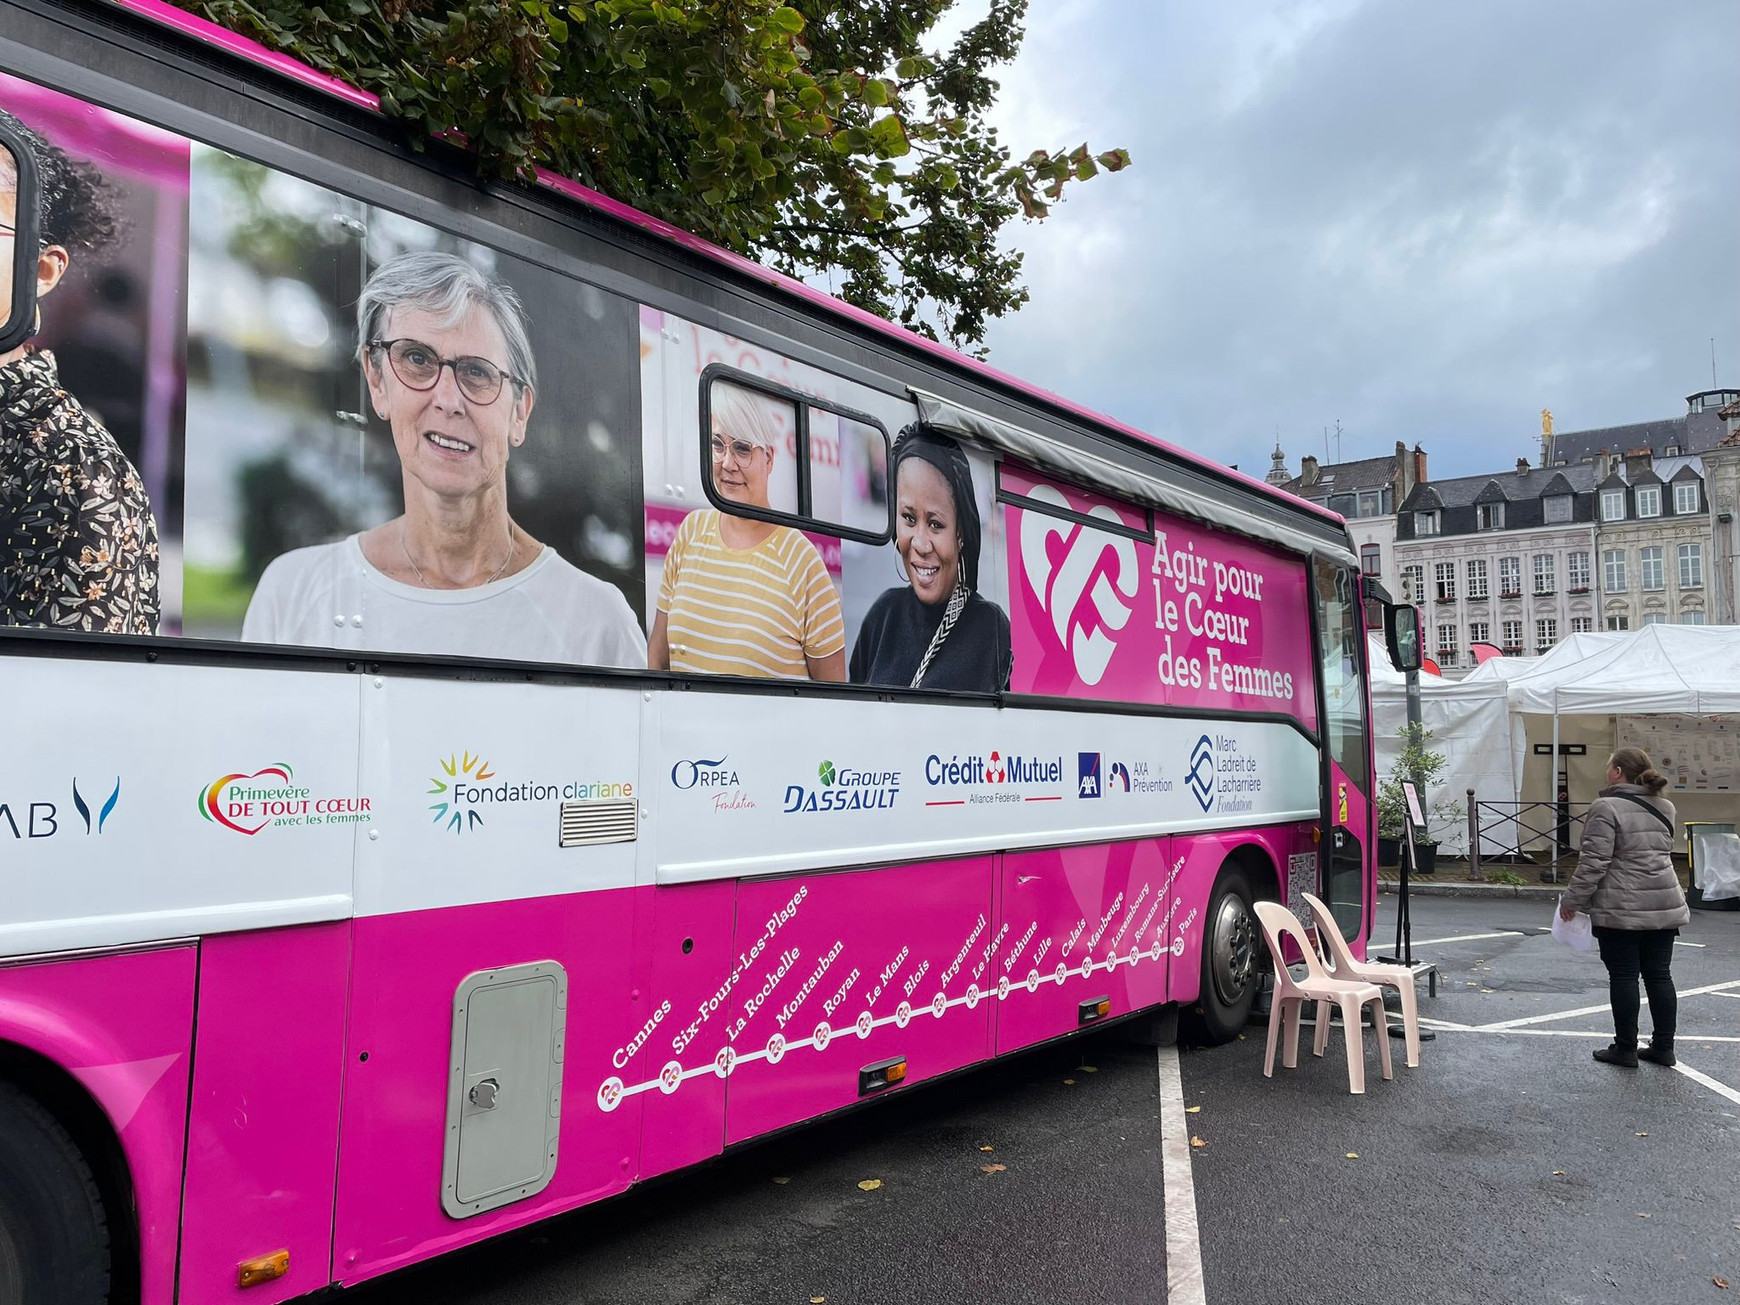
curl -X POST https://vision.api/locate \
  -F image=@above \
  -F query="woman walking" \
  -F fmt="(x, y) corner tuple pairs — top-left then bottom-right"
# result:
(1560, 748), (1691, 1067)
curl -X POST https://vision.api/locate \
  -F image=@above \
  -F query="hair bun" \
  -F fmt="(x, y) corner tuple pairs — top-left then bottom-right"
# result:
(1638, 767), (1669, 796)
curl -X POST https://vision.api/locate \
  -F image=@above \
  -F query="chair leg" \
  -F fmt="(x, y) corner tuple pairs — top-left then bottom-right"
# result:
(1340, 993), (1365, 1095)
(1281, 998), (1302, 1069)
(1371, 995), (1394, 1082)
(1263, 992), (1283, 1078)
(1396, 978), (1421, 1069)
(1313, 999), (1330, 1058)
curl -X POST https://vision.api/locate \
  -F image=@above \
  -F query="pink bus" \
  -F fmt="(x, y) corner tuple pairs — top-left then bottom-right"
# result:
(0, 5), (1405, 1301)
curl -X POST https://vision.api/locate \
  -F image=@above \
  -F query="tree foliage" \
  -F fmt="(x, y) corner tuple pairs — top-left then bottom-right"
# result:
(172, 0), (1128, 348)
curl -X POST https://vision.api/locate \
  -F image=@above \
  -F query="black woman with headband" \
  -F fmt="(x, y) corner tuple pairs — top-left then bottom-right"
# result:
(1, 107), (159, 634)
(849, 423), (1010, 692)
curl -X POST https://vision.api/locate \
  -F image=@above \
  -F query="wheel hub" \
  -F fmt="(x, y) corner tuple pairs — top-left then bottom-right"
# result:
(1211, 895), (1256, 1007)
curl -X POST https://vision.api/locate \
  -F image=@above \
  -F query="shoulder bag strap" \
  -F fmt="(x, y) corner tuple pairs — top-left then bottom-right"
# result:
(1612, 791), (1674, 836)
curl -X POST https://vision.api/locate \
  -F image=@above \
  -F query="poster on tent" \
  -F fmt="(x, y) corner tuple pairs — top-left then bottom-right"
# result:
(1617, 716), (1737, 793)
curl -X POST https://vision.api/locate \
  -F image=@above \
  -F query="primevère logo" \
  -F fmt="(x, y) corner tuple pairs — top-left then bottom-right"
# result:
(1, 777), (121, 840)
(428, 751), (634, 834)
(783, 760), (899, 814)
(199, 764), (371, 835)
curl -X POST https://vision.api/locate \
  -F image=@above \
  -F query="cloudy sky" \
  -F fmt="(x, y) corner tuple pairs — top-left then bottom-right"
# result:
(944, 0), (1739, 482)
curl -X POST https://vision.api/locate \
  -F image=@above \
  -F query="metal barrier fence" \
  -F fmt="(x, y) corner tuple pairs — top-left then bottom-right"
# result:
(1466, 790), (1591, 883)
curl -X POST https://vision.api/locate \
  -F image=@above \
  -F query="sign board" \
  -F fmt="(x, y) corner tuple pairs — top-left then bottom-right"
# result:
(1402, 781), (1425, 831)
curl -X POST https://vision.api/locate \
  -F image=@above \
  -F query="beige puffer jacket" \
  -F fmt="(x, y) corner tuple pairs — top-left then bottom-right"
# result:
(1564, 784), (1691, 931)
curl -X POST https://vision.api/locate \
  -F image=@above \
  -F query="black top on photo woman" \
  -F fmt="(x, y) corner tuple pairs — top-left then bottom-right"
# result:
(849, 424), (1010, 692)
(0, 108), (160, 634)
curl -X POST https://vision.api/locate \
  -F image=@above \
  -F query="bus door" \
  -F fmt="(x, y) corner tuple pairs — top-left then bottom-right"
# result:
(1311, 557), (1372, 942)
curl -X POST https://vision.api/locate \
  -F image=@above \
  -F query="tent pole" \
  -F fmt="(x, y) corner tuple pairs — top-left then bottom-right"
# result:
(1550, 697), (1561, 884)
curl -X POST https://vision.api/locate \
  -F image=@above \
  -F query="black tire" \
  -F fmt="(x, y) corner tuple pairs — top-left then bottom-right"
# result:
(0, 1083), (110, 1305)
(1186, 863), (1260, 1045)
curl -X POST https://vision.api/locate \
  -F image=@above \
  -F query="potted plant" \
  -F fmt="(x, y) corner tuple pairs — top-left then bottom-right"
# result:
(1375, 723), (1464, 874)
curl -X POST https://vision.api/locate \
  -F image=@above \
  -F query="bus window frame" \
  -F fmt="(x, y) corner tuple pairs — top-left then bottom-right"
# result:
(993, 474), (1155, 546)
(0, 117), (42, 354)
(696, 362), (893, 547)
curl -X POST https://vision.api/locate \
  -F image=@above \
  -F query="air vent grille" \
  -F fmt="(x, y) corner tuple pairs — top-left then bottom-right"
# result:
(559, 798), (638, 848)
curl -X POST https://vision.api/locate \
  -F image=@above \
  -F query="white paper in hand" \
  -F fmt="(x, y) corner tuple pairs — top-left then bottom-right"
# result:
(1550, 896), (1596, 953)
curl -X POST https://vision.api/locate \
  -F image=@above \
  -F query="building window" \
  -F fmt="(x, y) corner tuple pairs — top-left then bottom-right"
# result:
(1435, 561), (1457, 602)
(1635, 485), (1661, 518)
(1679, 543), (1703, 589)
(1476, 502), (1504, 531)
(1532, 554), (1555, 595)
(1683, 610), (1706, 626)
(1466, 558), (1489, 599)
(1665, 444), (1682, 455)
(1357, 489), (1389, 518)
(1469, 621), (1491, 645)
(1360, 543), (1381, 576)
(1401, 564), (1424, 603)
(1607, 615), (1630, 631)
(1603, 549), (1626, 592)
(1415, 510), (1440, 536)
(1536, 618), (1557, 653)
(1436, 626), (1457, 666)
(1571, 617), (1593, 634)
(1499, 556), (1521, 596)
(1568, 551), (1590, 591)
(1642, 613), (1666, 625)
(1640, 546), (1664, 591)
(1674, 482), (1699, 515)
(1601, 490), (1626, 521)
(1544, 495), (1573, 524)
(1502, 619), (1523, 651)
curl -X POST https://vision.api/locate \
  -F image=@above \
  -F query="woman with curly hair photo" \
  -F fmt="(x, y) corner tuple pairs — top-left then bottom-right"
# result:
(0, 106), (160, 635)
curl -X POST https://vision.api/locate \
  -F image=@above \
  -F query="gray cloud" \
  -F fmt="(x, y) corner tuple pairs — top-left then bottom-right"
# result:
(973, 0), (1739, 479)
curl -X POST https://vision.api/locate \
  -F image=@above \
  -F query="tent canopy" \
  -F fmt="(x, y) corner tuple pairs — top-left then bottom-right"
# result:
(1493, 626), (1740, 716)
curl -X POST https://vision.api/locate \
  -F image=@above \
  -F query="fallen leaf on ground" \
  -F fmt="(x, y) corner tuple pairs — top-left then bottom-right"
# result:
(811, 1297), (827, 1303)
(1345, 1152), (1359, 1160)
(1638, 1213), (1652, 1219)
(857, 1179), (882, 1192)
(981, 1163), (1007, 1173)
(771, 1176), (791, 1185)
(1185, 1105), (1202, 1114)
(1636, 1132), (1650, 1138)
(1063, 1078), (1076, 1085)
(1079, 1065), (1099, 1073)
(1552, 1170), (1565, 1176)
(979, 1145), (994, 1152)
(1189, 1136), (1207, 1148)
(1236, 1034), (1247, 1041)
(1714, 1276), (1729, 1289)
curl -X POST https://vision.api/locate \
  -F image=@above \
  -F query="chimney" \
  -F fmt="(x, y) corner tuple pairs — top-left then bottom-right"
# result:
(1625, 447), (1653, 478)
(1412, 444), (1428, 487)
(1300, 455), (1320, 487)
(1515, 456), (1529, 477)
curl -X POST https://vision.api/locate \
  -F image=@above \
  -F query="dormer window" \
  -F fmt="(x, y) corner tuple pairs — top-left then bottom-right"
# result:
(1601, 490), (1626, 522)
(1674, 482), (1699, 515)
(1635, 485), (1661, 518)
(1414, 510), (1440, 536)
(1476, 502), (1504, 531)
(1665, 445), (1681, 456)
(1356, 488), (1390, 518)
(1544, 494), (1572, 524)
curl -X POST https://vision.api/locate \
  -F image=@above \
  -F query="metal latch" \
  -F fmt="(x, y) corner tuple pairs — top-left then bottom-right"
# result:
(469, 1077), (500, 1110)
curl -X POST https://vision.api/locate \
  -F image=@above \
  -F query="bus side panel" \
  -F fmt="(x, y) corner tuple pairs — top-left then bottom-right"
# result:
(332, 890), (641, 1286)
(0, 945), (196, 1305)
(994, 838), (1173, 1056)
(635, 880), (735, 1180)
(177, 922), (350, 1305)
(722, 857), (995, 1147)
(1168, 824), (1320, 1006)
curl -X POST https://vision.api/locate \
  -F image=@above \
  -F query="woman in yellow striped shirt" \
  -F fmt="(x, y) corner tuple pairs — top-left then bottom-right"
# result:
(648, 382), (846, 680)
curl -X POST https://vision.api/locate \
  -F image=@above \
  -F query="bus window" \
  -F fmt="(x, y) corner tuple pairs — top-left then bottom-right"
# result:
(1314, 557), (1370, 936)
(703, 377), (801, 521)
(0, 122), (39, 353)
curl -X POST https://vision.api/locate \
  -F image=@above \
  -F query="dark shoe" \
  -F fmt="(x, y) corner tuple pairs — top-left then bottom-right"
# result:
(1593, 1044), (1639, 1067)
(1639, 1044), (1676, 1067)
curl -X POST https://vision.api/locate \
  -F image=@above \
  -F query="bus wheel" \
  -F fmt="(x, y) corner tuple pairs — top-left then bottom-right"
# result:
(0, 1083), (111, 1305)
(1191, 864), (1260, 1044)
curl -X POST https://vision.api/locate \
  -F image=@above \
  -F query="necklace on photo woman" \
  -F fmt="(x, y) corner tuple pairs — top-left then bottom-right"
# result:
(400, 522), (515, 589)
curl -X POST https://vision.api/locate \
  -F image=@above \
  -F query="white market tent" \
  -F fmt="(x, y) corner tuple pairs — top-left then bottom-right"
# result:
(1367, 634), (1523, 855)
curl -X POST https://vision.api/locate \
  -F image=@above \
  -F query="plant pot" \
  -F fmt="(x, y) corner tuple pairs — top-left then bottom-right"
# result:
(1415, 842), (1439, 875)
(1378, 836), (1402, 867)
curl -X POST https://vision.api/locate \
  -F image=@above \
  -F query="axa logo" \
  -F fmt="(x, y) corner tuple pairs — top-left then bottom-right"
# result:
(0, 778), (121, 840)
(1017, 483), (1139, 685)
(1078, 752), (1101, 798)
(1186, 735), (1216, 812)
(672, 756), (739, 789)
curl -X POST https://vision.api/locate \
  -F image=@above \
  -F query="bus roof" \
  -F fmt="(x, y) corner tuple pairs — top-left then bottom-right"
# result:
(106, 0), (1345, 534)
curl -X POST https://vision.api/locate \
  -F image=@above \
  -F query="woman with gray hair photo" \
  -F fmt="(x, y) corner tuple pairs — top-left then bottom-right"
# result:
(243, 250), (645, 666)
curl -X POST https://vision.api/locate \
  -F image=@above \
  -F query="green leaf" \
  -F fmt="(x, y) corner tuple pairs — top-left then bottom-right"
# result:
(770, 6), (805, 33)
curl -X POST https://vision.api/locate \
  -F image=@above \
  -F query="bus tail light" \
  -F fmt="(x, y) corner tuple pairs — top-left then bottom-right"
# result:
(237, 1250), (289, 1288)
(859, 1057), (907, 1095)
(1079, 996), (1111, 1025)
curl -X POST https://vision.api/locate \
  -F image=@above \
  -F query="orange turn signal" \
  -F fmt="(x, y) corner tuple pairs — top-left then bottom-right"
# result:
(238, 1250), (290, 1288)
(884, 1061), (907, 1084)
(1311, 826), (1322, 844)
(859, 1057), (908, 1095)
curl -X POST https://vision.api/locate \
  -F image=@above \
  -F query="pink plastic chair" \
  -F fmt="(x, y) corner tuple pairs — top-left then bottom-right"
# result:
(1252, 901), (1393, 1095)
(1302, 891), (1422, 1069)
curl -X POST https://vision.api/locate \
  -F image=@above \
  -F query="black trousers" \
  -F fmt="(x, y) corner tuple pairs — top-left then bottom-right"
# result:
(1595, 928), (1678, 1049)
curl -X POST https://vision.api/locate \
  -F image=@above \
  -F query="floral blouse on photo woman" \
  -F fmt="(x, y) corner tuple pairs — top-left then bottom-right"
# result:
(1, 348), (160, 634)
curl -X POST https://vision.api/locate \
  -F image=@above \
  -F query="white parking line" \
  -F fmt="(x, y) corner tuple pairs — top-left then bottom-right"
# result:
(1477, 979), (1740, 1030)
(1156, 1047), (1206, 1305)
(1411, 931), (1525, 946)
(1674, 1062), (1740, 1107)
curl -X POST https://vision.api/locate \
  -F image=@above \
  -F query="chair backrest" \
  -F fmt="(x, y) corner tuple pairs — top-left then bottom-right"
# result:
(1253, 900), (1328, 993)
(1301, 891), (1361, 978)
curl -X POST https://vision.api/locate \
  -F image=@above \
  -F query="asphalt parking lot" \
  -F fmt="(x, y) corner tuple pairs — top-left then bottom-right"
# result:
(348, 894), (1740, 1305)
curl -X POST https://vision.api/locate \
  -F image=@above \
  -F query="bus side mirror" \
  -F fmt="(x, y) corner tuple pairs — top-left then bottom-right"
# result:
(1385, 603), (1422, 673)
(0, 122), (42, 355)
